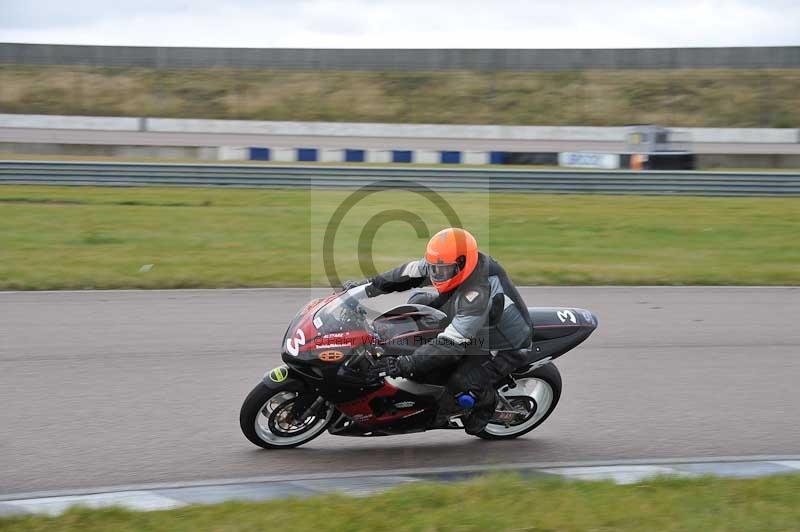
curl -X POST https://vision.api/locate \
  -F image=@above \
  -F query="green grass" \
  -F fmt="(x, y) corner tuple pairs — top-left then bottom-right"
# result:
(2, 474), (800, 531)
(0, 185), (798, 290)
(1, 65), (799, 127)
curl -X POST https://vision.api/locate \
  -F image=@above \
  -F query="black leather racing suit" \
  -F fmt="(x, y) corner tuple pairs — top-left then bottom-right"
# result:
(368, 252), (533, 397)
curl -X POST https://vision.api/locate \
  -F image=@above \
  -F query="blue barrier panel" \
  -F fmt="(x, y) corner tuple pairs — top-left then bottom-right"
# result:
(490, 151), (507, 165)
(392, 150), (413, 163)
(440, 151), (462, 164)
(345, 149), (365, 162)
(297, 148), (318, 162)
(249, 147), (270, 161)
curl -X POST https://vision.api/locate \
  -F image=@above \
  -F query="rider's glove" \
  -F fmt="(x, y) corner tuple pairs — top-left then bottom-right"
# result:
(342, 279), (368, 291)
(342, 279), (384, 298)
(367, 355), (414, 381)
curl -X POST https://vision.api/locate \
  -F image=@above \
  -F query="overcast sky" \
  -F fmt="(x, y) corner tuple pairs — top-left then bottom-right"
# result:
(1, 0), (798, 48)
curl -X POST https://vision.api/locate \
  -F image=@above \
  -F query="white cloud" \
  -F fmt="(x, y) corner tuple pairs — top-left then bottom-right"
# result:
(0, 0), (798, 48)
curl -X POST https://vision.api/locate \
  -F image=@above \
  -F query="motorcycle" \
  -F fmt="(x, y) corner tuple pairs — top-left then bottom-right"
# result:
(240, 287), (598, 448)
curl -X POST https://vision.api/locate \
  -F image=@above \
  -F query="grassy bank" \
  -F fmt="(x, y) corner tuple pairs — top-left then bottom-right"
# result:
(1, 65), (799, 127)
(0, 185), (798, 289)
(2, 474), (800, 531)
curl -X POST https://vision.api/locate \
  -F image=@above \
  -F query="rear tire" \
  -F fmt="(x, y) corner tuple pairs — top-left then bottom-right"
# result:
(240, 382), (334, 449)
(474, 363), (562, 440)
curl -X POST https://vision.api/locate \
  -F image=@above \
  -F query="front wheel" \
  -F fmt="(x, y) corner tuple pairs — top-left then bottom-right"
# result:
(239, 382), (335, 449)
(475, 363), (562, 440)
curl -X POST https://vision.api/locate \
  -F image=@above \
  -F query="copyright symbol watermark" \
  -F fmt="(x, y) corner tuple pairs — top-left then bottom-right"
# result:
(321, 180), (464, 290)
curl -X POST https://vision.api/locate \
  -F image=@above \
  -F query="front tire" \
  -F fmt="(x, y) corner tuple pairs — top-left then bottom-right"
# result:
(475, 363), (562, 440)
(240, 382), (334, 449)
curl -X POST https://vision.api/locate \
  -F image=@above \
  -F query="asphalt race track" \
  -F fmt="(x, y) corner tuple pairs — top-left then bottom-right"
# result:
(1, 287), (798, 494)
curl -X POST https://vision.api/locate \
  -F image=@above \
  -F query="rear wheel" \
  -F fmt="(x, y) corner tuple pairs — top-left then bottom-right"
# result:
(475, 363), (562, 440)
(239, 382), (334, 449)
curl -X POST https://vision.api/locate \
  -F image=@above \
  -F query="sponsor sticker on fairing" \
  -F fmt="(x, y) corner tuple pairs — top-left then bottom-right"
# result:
(318, 350), (344, 362)
(267, 366), (289, 382)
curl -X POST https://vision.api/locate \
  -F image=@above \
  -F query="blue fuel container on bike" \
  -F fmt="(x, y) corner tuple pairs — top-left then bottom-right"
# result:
(456, 392), (476, 409)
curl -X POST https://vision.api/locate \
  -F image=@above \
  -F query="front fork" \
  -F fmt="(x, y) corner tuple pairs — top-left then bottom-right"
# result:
(290, 395), (326, 421)
(263, 364), (319, 421)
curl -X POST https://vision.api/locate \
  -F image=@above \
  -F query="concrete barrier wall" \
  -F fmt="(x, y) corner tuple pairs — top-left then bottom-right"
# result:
(144, 118), (625, 141)
(3, 113), (798, 145)
(0, 113), (141, 131)
(0, 142), (219, 159)
(2, 114), (799, 167)
(2, 43), (799, 70)
(671, 127), (800, 144)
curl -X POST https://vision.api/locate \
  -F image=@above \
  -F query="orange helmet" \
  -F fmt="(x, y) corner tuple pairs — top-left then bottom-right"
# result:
(425, 228), (479, 293)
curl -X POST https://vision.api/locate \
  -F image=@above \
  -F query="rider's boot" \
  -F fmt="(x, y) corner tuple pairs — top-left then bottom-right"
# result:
(462, 387), (498, 435)
(430, 392), (462, 428)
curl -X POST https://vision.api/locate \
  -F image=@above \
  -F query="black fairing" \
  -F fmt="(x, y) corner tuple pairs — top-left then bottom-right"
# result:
(373, 304), (447, 356)
(371, 304), (598, 366)
(524, 307), (598, 364)
(260, 365), (309, 393)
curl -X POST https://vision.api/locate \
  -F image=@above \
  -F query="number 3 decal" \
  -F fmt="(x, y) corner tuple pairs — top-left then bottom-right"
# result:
(557, 310), (577, 324)
(285, 329), (306, 356)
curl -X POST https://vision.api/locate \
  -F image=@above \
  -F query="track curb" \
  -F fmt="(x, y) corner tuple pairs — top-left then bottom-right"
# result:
(2, 456), (799, 516)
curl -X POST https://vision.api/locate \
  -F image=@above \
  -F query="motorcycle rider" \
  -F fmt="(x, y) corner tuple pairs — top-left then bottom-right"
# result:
(344, 227), (532, 435)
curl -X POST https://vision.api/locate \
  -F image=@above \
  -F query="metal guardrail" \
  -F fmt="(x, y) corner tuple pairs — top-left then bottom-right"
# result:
(1, 161), (799, 196)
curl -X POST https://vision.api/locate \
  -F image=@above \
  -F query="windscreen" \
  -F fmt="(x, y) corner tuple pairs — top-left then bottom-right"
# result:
(313, 294), (367, 336)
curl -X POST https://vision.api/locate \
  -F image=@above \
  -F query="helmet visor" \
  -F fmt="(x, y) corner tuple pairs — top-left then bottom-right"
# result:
(427, 262), (459, 283)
